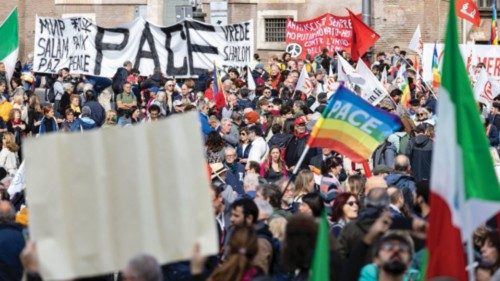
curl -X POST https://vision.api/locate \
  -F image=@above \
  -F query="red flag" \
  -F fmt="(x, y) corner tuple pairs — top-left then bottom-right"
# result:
(456, 0), (480, 26)
(347, 9), (380, 61)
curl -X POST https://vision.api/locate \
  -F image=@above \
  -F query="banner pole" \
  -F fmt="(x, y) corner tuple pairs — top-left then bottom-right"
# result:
(281, 145), (311, 196)
(361, 160), (372, 177)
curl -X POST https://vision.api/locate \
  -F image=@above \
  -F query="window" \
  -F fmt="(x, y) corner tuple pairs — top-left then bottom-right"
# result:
(264, 18), (287, 42)
(257, 10), (297, 50)
(478, 0), (498, 9)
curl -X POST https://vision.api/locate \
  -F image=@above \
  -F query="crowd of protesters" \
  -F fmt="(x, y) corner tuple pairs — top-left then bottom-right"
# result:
(0, 45), (499, 281)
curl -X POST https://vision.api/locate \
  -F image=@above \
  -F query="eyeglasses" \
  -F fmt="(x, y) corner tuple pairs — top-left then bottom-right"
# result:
(380, 241), (410, 253)
(225, 154), (236, 158)
(417, 113), (426, 117)
(346, 201), (359, 207)
(166, 84), (174, 87)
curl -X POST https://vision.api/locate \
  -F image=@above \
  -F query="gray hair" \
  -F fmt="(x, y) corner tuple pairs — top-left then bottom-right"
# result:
(224, 146), (236, 155)
(126, 254), (163, 281)
(197, 99), (208, 111)
(254, 198), (273, 219)
(221, 117), (232, 126)
(244, 173), (260, 192)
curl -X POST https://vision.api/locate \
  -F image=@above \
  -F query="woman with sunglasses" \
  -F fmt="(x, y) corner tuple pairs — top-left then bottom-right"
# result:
(236, 127), (252, 164)
(330, 192), (359, 237)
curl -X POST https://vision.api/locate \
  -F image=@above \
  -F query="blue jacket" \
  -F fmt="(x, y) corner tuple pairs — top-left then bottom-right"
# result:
(38, 117), (58, 134)
(75, 117), (97, 131)
(83, 101), (106, 127)
(224, 162), (245, 195)
(198, 112), (214, 137)
(385, 172), (416, 209)
(0, 224), (25, 281)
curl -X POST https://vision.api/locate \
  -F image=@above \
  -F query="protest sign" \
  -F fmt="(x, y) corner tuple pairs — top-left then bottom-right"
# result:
(422, 43), (500, 83)
(285, 13), (355, 59)
(33, 16), (253, 78)
(25, 112), (218, 280)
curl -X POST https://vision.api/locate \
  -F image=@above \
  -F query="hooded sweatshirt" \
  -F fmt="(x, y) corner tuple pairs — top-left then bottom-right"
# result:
(406, 134), (433, 182)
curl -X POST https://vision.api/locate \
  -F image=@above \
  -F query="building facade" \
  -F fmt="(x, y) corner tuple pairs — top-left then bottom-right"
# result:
(0, 0), (497, 64)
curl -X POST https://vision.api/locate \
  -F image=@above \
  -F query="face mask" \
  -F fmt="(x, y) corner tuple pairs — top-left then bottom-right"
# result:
(382, 260), (407, 276)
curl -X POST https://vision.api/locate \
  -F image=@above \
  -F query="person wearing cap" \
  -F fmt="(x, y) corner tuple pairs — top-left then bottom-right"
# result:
(284, 117), (316, 170)
(209, 162), (238, 205)
(244, 111), (260, 128)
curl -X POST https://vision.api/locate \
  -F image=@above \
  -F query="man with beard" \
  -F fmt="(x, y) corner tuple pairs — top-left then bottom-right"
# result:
(362, 232), (419, 280)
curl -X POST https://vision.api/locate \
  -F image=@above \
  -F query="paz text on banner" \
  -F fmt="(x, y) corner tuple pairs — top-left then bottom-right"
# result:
(33, 16), (253, 78)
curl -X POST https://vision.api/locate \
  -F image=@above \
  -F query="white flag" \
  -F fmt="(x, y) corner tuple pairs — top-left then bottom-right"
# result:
(247, 68), (256, 91)
(356, 59), (389, 105)
(474, 68), (499, 111)
(296, 66), (313, 94)
(394, 63), (407, 88)
(380, 67), (388, 85)
(25, 113), (218, 280)
(408, 24), (423, 56)
(7, 161), (24, 199)
(337, 55), (365, 84)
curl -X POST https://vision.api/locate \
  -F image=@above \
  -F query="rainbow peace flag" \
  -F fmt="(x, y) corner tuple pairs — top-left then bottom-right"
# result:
(212, 63), (223, 97)
(400, 82), (411, 109)
(492, 1), (498, 45)
(307, 86), (401, 162)
(432, 44), (441, 88)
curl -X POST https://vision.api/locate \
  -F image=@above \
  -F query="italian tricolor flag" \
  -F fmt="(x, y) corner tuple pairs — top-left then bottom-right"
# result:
(0, 7), (18, 80)
(427, 0), (500, 280)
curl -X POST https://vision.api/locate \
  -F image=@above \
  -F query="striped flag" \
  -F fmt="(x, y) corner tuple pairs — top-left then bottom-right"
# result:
(427, 0), (500, 279)
(492, 0), (498, 45)
(307, 86), (401, 162)
(432, 43), (441, 88)
(0, 7), (19, 81)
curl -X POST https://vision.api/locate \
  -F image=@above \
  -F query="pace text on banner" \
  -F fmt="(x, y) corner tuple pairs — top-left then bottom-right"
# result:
(33, 16), (253, 78)
(25, 112), (218, 280)
(307, 86), (401, 163)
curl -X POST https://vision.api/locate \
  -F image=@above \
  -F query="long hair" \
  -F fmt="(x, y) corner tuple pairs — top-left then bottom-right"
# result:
(260, 146), (287, 178)
(209, 226), (258, 281)
(294, 169), (314, 197)
(29, 95), (41, 113)
(3, 132), (19, 152)
(205, 131), (225, 152)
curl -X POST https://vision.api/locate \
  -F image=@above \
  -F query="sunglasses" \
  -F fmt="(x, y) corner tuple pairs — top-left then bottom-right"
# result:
(417, 113), (426, 117)
(346, 201), (358, 207)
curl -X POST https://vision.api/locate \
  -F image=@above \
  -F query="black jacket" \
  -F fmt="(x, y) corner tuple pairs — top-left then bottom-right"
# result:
(406, 134), (433, 182)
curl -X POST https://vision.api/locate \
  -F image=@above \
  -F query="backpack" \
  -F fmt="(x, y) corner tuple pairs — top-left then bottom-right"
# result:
(372, 140), (396, 168)
(397, 133), (410, 154)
